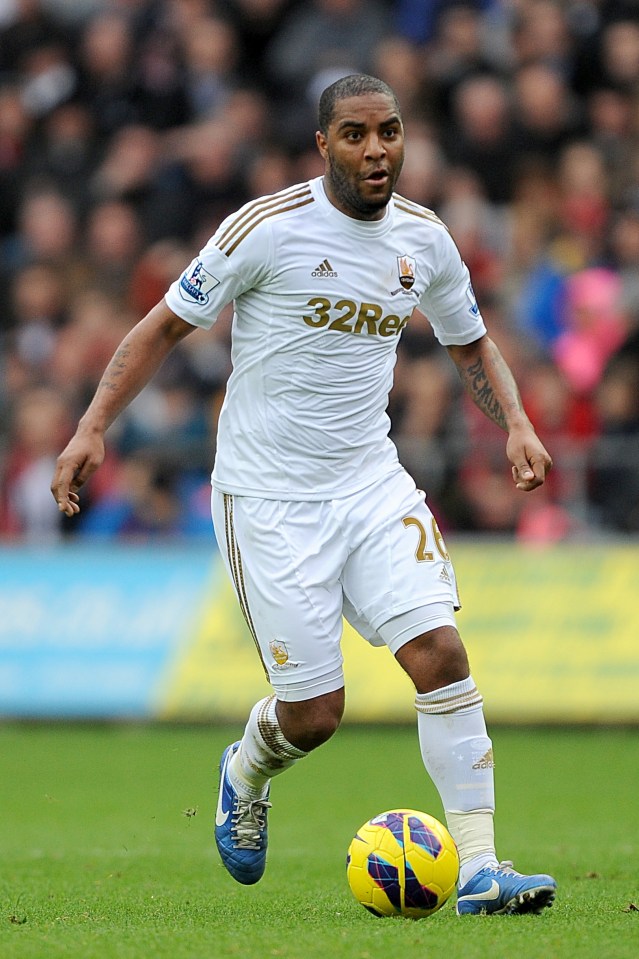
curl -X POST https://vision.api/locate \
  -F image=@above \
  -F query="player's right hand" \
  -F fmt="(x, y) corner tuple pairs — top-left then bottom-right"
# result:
(50, 432), (105, 517)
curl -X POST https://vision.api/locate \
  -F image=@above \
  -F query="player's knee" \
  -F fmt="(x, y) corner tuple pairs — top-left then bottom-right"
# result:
(276, 689), (344, 752)
(302, 709), (342, 750)
(395, 625), (470, 693)
(431, 626), (469, 676)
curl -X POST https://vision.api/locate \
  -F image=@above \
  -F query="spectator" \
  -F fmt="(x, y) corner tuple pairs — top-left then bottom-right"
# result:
(3, 186), (88, 298)
(372, 36), (433, 125)
(49, 287), (135, 408)
(608, 209), (639, 322)
(426, 3), (504, 121)
(90, 124), (161, 207)
(264, 0), (390, 148)
(587, 87), (635, 202)
(553, 267), (628, 395)
(512, 62), (586, 166)
(83, 199), (145, 299)
(554, 140), (611, 267)
(443, 74), (516, 205)
(0, 386), (73, 542)
(588, 350), (639, 531)
(23, 102), (96, 213)
(5, 262), (66, 384)
(181, 16), (240, 120)
(0, 0), (66, 74)
(597, 19), (639, 94)
(0, 85), (32, 238)
(227, 0), (299, 92)
(75, 10), (139, 138)
(19, 42), (77, 120)
(511, 0), (573, 72)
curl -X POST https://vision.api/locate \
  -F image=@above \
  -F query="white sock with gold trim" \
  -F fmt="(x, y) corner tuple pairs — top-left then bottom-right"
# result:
(415, 676), (497, 880)
(228, 695), (307, 799)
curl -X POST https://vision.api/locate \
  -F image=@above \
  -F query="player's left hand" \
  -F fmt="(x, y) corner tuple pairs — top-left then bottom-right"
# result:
(506, 427), (553, 492)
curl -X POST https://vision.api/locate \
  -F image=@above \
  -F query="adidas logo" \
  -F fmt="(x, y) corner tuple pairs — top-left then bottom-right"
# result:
(472, 748), (495, 770)
(438, 566), (451, 584)
(312, 258), (338, 277)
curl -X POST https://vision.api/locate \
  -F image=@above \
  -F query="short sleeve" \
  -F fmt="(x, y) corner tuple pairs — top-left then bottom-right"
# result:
(418, 229), (487, 346)
(165, 214), (272, 330)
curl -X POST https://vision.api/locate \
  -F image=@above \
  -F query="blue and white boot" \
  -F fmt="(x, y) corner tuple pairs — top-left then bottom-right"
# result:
(215, 741), (271, 885)
(456, 860), (557, 915)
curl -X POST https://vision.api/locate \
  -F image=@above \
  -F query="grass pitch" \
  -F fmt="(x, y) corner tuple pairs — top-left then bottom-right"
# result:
(1, 723), (637, 959)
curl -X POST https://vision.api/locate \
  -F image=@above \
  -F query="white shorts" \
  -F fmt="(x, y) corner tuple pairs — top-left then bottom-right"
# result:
(211, 468), (460, 702)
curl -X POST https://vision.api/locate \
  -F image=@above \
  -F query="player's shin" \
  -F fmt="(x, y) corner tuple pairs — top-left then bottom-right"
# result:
(414, 676), (498, 886)
(229, 694), (307, 799)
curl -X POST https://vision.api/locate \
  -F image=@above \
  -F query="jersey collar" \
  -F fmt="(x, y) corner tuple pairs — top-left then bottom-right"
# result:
(312, 176), (394, 237)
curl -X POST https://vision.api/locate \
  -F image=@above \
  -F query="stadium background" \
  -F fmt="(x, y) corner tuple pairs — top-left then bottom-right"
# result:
(0, 0), (638, 724)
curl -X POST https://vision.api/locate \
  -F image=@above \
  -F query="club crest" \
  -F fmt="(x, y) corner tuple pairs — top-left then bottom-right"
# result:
(269, 640), (289, 666)
(397, 255), (416, 290)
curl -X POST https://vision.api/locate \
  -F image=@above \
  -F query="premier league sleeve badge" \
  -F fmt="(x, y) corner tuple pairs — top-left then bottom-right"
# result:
(179, 259), (221, 305)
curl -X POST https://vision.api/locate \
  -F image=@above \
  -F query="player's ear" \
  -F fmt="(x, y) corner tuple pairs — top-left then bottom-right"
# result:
(316, 130), (328, 159)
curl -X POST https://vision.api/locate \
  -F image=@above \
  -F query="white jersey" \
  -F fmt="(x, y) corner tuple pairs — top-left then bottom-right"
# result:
(164, 176), (486, 499)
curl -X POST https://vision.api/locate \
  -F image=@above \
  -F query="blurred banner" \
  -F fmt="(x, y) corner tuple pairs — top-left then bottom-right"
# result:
(0, 542), (637, 723)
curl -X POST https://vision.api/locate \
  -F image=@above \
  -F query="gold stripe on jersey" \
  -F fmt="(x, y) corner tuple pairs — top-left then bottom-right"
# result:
(223, 493), (267, 675)
(215, 182), (309, 249)
(393, 194), (450, 231)
(216, 185), (315, 257)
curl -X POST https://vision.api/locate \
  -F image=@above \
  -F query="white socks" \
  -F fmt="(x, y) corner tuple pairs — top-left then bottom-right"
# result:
(415, 676), (498, 884)
(228, 695), (307, 799)
(229, 682), (497, 887)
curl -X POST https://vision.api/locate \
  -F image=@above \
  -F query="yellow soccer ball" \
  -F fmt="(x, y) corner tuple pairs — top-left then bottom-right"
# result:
(346, 809), (459, 919)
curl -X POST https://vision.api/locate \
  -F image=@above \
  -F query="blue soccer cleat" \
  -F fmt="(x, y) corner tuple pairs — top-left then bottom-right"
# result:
(456, 860), (557, 915)
(215, 741), (271, 885)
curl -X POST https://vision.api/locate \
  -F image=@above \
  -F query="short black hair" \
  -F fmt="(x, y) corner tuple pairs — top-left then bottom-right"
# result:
(318, 74), (401, 134)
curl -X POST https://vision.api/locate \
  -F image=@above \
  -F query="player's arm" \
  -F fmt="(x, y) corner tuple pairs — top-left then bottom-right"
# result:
(51, 300), (195, 517)
(446, 334), (552, 491)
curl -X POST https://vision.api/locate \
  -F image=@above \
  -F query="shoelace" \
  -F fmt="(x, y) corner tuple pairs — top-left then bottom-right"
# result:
(479, 860), (521, 881)
(231, 797), (272, 849)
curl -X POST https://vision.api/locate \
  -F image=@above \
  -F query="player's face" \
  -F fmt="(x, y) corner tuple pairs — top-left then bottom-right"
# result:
(316, 93), (405, 221)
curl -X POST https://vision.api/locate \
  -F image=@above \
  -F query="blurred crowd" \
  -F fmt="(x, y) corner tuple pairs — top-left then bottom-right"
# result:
(1, 0), (639, 544)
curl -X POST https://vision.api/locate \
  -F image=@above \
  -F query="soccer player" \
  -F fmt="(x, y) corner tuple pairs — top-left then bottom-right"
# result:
(51, 74), (557, 915)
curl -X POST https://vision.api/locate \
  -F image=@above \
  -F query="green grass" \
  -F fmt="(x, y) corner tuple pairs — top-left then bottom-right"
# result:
(1, 724), (637, 959)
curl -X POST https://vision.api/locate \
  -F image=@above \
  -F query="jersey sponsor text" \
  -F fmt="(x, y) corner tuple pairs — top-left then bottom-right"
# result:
(302, 296), (411, 337)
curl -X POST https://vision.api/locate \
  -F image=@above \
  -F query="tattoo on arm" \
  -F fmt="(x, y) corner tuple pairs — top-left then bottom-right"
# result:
(98, 344), (131, 394)
(463, 355), (508, 430)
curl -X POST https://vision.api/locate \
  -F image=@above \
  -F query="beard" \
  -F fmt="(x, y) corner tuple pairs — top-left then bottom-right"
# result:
(325, 150), (402, 219)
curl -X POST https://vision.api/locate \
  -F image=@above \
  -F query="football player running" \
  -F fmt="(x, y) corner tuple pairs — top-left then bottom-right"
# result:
(52, 74), (556, 916)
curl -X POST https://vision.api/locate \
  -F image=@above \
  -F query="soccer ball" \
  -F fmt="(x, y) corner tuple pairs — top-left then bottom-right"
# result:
(346, 809), (459, 919)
